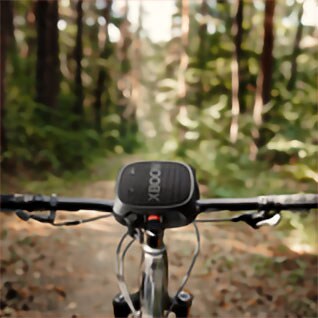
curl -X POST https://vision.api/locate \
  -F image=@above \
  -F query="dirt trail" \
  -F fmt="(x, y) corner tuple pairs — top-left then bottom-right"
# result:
(1, 179), (317, 318)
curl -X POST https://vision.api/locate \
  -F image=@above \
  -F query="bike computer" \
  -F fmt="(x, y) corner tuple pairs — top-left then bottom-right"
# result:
(113, 161), (200, 228)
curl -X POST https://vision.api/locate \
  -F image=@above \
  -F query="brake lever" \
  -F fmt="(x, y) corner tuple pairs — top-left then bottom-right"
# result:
(232, 210), (281, 229)
(15, 194), (58, 224)
(16, 209), (57, 224)
(256, 213), (281, 227)
(16, 210), (31, 221)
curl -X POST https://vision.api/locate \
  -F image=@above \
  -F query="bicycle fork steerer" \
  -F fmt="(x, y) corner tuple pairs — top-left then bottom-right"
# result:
(113, 215), (193, 318)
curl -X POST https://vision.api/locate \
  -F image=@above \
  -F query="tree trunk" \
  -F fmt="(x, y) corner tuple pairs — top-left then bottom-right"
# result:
(0, 0), (14, 161)
(73, 0), (84, 121)
(118, 0), (131, 76)
(230, 0), (243, 144)
(198, 0), (208, 67)
(129, 0), (143, 119)
(35, 0), (60, 108)
(174, 0), (190, 150)
(118, 0), (133, 115)
(196, 0), (208, 108)
(177, 0), (189, 107)
(260, 0), (275, 106)
(250, 0), (275, 160)
(287, 3), (304, 90)
(94, 0), (113, 133)
(25, 2), (36, 57)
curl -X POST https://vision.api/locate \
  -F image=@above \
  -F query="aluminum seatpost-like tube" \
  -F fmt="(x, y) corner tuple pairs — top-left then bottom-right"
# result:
(140, 216), (170, 318)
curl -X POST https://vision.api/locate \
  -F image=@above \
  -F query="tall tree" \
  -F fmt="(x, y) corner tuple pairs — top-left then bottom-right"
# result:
(230, 0), (244, 144)
(35, 0), (60, 108)
(118, 0), (131, 77)
(250, 0), (276, 159)
(130, 0), (143, 116)
(116, 0), (138, 151)
(0, 0), (14, 161)
(177, 0), (190, 107)
(25, 2), (36, 57)
(196, 0), (209, 108)
(287, 3), (304, 90)
(94, 0), (113, 133)
(118, 0), (133, 115)
(73, 0), (84, 120)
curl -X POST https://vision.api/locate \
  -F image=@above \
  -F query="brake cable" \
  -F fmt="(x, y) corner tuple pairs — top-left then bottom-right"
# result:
(165, 221), (201, 318)
(196, 209), (282, 229)
(116, 231), (141, 318)
(15, 209), (112, 226)
(196, 217), (234, 223)
(50, 214), (112, 226)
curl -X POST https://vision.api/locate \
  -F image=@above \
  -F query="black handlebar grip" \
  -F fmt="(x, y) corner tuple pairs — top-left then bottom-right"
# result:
(0, 194), (42, 211)
(262, 193), (318, 210)
(0, 194), (114, 213)
(0, 195), (16, 211)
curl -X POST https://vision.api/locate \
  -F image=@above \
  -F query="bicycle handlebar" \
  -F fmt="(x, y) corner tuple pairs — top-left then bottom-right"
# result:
(1, 193), (317, 214)
(0, 194), (114, 213)
(2, 162), (315, 317)
(197, 193), (318, 212)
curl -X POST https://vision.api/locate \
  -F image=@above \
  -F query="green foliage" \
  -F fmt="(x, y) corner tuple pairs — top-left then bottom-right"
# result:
(4, 45), (139, 173)
(2, 1), (316, 202)
(2, 1), (141, 174)
(5, 93), (97, 171)
(4, 83), (140, 173)
(138, 0), (317, 198)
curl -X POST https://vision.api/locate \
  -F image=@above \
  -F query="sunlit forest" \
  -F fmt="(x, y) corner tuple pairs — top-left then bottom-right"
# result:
(0, 0), (317, 317)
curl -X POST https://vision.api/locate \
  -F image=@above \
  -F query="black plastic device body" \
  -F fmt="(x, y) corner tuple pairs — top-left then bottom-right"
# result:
(113, 161), (200, 229)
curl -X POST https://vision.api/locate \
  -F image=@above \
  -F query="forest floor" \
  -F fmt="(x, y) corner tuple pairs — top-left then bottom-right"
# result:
(0, 156), (317, 318)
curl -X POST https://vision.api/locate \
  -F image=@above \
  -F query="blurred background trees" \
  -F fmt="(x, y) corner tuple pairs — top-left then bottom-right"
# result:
(0, 0), (317, 197)
(1, 2), (317, 315)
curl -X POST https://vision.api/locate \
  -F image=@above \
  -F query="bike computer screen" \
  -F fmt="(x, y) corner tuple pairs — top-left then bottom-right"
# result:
(113, 161), (200, 228)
